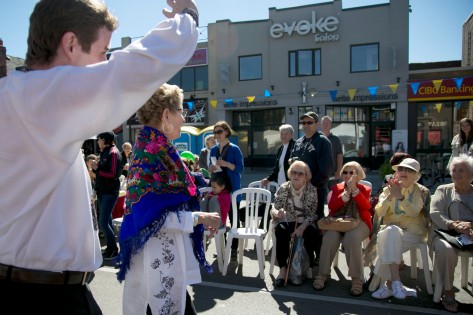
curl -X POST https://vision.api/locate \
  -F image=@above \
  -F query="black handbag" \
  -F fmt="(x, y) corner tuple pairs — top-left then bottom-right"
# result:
(434, 228), (473, 251)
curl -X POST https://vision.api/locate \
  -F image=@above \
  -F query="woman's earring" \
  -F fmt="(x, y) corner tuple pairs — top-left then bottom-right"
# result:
(162, 122), (174, 134)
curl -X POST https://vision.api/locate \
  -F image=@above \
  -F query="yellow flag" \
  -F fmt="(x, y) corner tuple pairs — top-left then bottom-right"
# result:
(210, 100), (217, 108)
(435, 103), (442, 113)
(348, 89), (357, 101)
(432, 80), (442, 92)
(246, 96), (255, 103)
(389, 84), (398, 94)
(347, 111), (351, 118)
(470, 100), (473, 107)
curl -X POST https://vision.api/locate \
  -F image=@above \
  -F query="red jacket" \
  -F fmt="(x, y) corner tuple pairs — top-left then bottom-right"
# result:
(328, 182), (372, 232)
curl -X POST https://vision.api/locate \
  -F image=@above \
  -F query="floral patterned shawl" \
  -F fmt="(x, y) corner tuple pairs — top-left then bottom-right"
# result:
(117, 126), (212, 281)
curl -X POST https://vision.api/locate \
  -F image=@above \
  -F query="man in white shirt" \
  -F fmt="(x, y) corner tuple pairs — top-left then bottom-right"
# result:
(0, 0), (199, 313)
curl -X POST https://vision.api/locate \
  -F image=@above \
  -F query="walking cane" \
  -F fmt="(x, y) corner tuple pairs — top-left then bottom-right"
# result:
(284, 218), (299, 287)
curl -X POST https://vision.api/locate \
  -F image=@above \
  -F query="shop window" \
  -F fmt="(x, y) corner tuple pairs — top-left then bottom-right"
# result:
(239, 55), (262, 81)
(289, 49), (321, 77)
(416, 102), (453, 150)
(168, 66), (208, 91)
(351, 43), (379, 73)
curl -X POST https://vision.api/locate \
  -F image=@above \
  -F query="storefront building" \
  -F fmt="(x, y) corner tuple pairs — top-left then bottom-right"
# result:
(124, 0), (410, 169)
(408, 65), (473, 185)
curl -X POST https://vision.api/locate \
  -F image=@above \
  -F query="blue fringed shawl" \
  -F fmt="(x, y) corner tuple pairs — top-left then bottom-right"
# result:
(117, 126), (212, 281)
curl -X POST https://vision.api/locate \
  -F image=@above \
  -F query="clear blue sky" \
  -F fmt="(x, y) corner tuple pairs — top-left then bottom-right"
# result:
(1, 0), (472, 63)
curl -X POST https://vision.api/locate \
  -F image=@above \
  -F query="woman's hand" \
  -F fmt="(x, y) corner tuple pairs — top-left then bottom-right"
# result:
(346, 174), (358, 193)
(387, 178), (403, 200)
(452, 220), (473, 234)
(198, 212), (221, 230)
(291, 225), (305, 238)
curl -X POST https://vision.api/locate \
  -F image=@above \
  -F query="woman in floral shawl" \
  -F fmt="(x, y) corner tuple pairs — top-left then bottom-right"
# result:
(117, 84), (221, 315)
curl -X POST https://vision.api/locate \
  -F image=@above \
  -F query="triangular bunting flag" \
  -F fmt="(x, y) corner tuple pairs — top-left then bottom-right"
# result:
(246, 96), (255, 103)
(421, 105), (427, 113)
(470, 100), (473, 107)
(225, 99), (233, 106)
(389, 84), (399, 94)
(435, 103), (442, 113)
(264, 90), (272, 97)
(368, 86), (378, 96)
(454, 78), (463, 90)
(187, 101), (194, 111)
(432, 80), (442, 91)
(329, 90), (338, 101)
(348, 89), (357, 101)
(455, 101), (462, 109)
(347, 110), (351, 118)
(410, 82), (420, 95)
(210, 100), (217, 108)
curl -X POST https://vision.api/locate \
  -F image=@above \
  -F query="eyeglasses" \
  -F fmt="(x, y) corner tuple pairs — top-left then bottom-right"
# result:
(300, 121), (315, 125)
(342, 171), (356, 175)
(397, 166), (415, 173)
(177, 108), (188, 117)
(290, 170), (305, 177)
(213, 129), (225, 135)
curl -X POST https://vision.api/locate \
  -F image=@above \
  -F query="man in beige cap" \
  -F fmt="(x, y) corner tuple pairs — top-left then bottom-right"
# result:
(290, 111), (333, 264)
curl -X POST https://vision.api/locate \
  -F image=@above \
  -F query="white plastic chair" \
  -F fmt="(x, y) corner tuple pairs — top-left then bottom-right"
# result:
(432, 251), (473, 302)
(247, 181), (279, 255)
(204, 226), (227, 273)
(222, 187), (272, 279)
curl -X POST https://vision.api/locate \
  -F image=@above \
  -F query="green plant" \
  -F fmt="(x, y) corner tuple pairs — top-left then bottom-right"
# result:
(379, 155), (393, 180)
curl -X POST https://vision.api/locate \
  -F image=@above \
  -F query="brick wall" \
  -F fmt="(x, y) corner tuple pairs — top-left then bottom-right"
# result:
(0, 39), (6, 78)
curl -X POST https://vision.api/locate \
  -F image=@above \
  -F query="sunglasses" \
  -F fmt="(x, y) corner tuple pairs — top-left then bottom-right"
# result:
(290, 170), (305, 177)
(397, 166), (415, 173)
(213, 129), (225, 135)
(300, 121), (315, 125)
(342, 171), (356, 175)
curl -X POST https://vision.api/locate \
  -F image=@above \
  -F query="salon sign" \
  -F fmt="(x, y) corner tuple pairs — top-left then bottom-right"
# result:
(270, 11), (340, 43)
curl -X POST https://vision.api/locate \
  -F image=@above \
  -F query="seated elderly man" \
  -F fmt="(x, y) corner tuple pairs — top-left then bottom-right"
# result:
(430, 154), (473, 313)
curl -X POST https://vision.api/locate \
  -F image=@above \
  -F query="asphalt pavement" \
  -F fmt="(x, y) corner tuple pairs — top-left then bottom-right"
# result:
(90, 167), (471, 315)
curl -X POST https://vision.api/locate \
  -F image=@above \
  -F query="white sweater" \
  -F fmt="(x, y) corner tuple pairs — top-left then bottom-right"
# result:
(0, 14), (198, 272)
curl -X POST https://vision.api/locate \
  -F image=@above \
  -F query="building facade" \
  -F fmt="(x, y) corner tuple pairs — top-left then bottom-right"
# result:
(203, 0), (409, 168)
(0, 39), (7, 78)
(462, 12), (473, 67)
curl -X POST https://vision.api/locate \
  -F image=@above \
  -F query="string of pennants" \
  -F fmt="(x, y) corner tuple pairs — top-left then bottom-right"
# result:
(183, 77), (471, 110)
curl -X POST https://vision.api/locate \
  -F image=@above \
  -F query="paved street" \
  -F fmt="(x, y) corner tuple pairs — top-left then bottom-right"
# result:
(90, 168), (472, 314)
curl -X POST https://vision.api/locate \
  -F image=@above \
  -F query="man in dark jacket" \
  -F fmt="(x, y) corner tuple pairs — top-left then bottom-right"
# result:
(290, 111), (333, 263)
(92, 131), (122, 260)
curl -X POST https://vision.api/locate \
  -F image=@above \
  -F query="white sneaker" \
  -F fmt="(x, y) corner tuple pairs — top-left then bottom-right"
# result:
(371, 284), (393, 299)
(391, 281), (407, 299)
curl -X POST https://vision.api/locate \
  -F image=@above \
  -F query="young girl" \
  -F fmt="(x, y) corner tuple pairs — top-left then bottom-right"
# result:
(200, 175), (231, 227)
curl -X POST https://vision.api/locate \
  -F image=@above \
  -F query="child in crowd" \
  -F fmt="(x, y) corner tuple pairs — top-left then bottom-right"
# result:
(200, 175), (231, 228)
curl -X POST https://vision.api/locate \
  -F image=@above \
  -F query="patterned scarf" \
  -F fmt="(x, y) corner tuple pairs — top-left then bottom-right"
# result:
(117, 126), (212, 281)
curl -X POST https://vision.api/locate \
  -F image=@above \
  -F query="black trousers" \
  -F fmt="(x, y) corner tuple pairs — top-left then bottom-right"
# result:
(274, 221), (318, 268)
(0, 280), (102, 315)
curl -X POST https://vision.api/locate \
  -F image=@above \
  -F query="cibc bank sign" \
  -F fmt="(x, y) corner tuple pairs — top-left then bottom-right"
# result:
(269, 11), (340, 43)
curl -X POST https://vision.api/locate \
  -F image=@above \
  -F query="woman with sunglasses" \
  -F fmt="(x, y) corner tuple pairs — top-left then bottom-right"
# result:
(313, 161), (371, 296)
(209, 121), (244, 258)
(430, 154), (473, 313)
(271, 161), (318, 287)
(370, 158), (431, 300)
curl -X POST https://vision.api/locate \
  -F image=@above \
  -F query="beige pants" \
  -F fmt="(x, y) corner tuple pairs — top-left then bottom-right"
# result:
(373, 225), (424, 281)
(318, 221), (370, 279)
(432, 237), (459, 291)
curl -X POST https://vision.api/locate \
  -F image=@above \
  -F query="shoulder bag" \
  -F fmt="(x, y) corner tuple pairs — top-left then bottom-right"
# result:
(317, 195), (360, 232)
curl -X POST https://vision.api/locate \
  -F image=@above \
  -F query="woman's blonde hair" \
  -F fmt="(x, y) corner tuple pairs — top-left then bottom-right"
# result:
(287, 160), (312, 183)
(136, 84), (183, 125)
(340, 161), (366, 180)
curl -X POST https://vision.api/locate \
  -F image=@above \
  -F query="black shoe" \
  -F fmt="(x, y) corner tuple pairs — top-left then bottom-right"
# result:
(230, 249), (237, 260)
(313, 257), (319, 266)
(274, 278), (285, 287)
(103, 248), (119, 261)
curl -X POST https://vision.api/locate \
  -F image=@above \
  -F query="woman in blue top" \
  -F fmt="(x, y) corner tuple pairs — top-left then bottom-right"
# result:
(209, 121), (244, 258)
